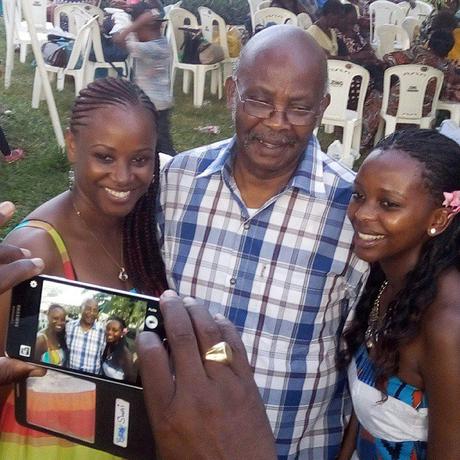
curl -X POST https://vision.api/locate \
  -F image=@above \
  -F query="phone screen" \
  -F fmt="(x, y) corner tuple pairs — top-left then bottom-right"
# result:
(8, 275), (163, 388)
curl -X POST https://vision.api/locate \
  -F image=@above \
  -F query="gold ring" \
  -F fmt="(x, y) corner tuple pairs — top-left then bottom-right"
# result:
(204, 341), (233, 365)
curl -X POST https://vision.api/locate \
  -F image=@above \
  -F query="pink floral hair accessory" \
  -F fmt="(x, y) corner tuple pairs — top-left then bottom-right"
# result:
(442, 191), (460, 216)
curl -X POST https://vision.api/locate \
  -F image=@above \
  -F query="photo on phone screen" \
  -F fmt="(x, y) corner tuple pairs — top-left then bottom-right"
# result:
(8, 276), (163, 388)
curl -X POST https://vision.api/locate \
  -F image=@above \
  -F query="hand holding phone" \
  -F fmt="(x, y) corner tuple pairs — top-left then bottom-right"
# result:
(0, 201), (44, 294)
(7, 275), (164, 388)
(136, 291), (277, 460)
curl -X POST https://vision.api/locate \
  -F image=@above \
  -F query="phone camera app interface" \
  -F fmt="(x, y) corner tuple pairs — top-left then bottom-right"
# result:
(35, 280), (160, 385)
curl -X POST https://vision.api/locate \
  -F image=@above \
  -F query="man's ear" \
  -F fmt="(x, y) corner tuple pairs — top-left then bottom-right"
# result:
(65, 128), (77, 164)
(225, 77), (236, 110)
(317, 93), (330, 125)
(426, 207), (452, 237)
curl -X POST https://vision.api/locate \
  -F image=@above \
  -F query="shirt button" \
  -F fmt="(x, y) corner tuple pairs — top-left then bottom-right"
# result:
(230, 277), (236, 285)
(243, 222), (250, 230)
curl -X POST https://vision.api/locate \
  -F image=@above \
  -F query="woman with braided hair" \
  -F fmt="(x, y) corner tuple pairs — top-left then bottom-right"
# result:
(338, 129), (460, 459)
(0, 77), (167, 458)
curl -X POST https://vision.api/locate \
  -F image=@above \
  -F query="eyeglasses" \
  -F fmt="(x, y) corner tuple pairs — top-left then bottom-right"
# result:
(234, 79), (320, 126)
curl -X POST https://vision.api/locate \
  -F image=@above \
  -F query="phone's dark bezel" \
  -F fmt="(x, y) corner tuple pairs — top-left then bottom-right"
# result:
(6, 274), (164, 390)
(15, 374), (156, 459)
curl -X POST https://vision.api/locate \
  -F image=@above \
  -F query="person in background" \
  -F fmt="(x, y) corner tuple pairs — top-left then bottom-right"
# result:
(306, 0), (343, 56)
(0, 125), (24, 164)
(35, 304), (68, 367)
(336, 4), (379, 66)
(114, 1), (176, 156)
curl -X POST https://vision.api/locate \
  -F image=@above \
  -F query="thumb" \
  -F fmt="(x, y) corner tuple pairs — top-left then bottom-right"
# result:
(0, 358), (46, 386)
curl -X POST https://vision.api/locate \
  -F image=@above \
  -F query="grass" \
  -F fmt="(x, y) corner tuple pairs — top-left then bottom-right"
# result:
(0, 20), (340, 237)
(0, 20), (235, 236)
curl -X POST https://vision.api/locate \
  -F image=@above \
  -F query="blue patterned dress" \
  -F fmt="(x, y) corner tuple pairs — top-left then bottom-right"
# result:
(350, 345), (428, 460)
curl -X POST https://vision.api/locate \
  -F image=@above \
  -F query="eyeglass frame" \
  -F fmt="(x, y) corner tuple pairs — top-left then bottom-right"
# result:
(233, 78), (323, 126)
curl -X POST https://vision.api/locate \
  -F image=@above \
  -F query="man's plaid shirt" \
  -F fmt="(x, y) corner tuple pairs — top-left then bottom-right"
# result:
(158, 136), (368, 459)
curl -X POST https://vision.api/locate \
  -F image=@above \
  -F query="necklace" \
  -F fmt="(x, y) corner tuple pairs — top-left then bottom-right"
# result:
(364, 280), (389, 349)
(72, 202), (128, 282)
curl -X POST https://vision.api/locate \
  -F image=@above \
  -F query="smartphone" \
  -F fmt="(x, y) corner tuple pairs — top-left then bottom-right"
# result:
(6, 274), (164, 389)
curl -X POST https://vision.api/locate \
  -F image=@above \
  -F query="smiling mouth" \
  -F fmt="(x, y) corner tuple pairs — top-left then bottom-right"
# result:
(357, 232), (385, 241)
(104, 188), (131, 199)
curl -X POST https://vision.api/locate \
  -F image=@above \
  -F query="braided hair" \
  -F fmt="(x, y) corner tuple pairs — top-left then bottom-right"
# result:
(70, 77), (167, 295)
(341, 129), (460, 384)
(47, 304), (69, 366)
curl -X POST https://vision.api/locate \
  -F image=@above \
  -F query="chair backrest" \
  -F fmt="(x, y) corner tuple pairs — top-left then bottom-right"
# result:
(248, 0), (266, 30)
(166, 7), (199, 65)
(64, 16), (97, 71)
(198, 6), (230, 59)
(164, 0), (182, 16)
(78, 3), (104, 24)
(297, 12), (312, 30)
(375, 24), (410, 58)
(381, 64), (444, 120)
(20, 0), (47, 29)
(54, 4), (93, 36)
(253, 7), (298, 27)
(398, 1), (433, 21)
(401, 16), (419, 42)
(369, 0), (404, 43)
(257, 0), (271, 9)
(323, 60), (370, 121)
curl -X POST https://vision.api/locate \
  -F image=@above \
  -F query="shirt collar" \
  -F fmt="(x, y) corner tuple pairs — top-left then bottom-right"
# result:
(197, 135), (327, 199)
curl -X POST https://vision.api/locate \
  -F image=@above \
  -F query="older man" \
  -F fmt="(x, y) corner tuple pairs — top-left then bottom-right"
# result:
(66, 298), (105, 374)
(158, 25), (368, 458)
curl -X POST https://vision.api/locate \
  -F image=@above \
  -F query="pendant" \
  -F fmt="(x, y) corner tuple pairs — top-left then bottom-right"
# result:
(119, 267), (129, 282)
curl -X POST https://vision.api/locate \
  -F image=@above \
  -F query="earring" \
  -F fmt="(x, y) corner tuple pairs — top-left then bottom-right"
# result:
(429, 228), (436, 235)
(68, 168), (75, 190)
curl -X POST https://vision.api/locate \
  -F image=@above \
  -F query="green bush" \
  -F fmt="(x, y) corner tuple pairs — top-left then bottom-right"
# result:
(164, 0), (249, 25)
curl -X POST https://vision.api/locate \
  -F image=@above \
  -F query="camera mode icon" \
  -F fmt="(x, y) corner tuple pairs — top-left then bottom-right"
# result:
(145, 315), (158, 330)
(19, 345), (31, 357)
(30, 280), (38, 288)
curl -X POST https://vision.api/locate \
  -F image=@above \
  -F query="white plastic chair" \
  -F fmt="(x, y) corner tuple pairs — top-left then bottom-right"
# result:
(376, 64), (444, 140)
(85, 18), (130, 84)
(321, 60), (370, 167)
(167, 7), (222, 108)
(32, 16), (97, 106)
(369, 0), (404, 45)
(401, 16), (419, 43)
(375, 24), (410, 59)
(53, 3), (93, 36)
(437, 100), (460, 126)
(257, 0), (272, 9)
(198, 6), (238, 82)
(247, 0), (266, 32)
(297, 12), (313, 30)
(398, 1), (433, 21)
(3, 0), (52, 64)
(253, 7), (298, 28)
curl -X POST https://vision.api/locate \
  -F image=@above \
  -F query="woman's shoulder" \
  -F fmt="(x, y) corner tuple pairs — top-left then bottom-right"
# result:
(421, 268), (460, 346)
(5, 192), (72, 274)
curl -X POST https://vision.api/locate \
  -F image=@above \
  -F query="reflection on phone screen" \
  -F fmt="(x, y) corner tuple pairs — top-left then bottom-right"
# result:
(26, 370), (96, 443)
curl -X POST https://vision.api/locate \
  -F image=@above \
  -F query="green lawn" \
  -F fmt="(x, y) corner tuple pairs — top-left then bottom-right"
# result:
(0, 20), (340, 237)
(0, 20), (235, 235)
